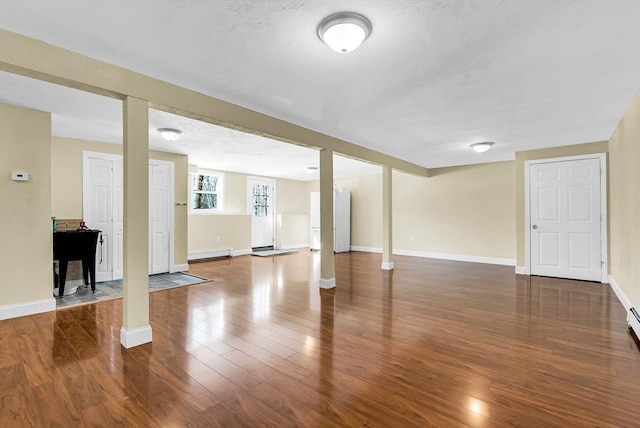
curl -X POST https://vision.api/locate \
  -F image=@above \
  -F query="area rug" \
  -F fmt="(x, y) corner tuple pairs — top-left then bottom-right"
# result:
(55, 272), (209, 308)
(251, 249), (298, 257)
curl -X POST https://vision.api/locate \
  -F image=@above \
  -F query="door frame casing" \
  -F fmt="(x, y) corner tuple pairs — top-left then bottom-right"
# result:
(247, 176), (276, 249)
(82, 151), (122, 281)
(148, 159), (175, 273)
(82, 151), (176, 277)
(524, 153), (607, 282)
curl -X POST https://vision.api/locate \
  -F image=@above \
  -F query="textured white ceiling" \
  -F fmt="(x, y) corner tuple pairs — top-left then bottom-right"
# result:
(0, 0), (638, 178)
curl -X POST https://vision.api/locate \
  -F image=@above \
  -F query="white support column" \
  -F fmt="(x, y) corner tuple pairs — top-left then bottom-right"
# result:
(319, 149), (336, 289)
(382, 165), (394, 270)
(120, 96), (152, 348)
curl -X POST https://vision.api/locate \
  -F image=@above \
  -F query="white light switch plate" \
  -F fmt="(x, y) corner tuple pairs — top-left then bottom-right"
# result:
(11, 171), (28, 181)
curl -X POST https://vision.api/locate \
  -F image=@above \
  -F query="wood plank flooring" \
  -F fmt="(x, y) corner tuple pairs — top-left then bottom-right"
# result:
(1, 251), (639, 427)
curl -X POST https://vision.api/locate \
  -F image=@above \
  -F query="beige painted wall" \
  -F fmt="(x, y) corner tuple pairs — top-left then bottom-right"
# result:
(0, 104), (53, 308)
(276, 178), (309, 247)
(51, 137), (189, 265)
(276, 215), (309, 248)
(514, 141), (608, 267)
(51, 137), (120, 217)
(609, 89), (640, 307)
(225, 171), (248, 214)
(188, 214), (251, 253)
(187, 167), (309, 255)
(319, 174), (384, 250)
(394, 162), (516, 259)
(307, 161), (516, 261)
(187, 168), (249, 255)
(276, 178), (308, 215)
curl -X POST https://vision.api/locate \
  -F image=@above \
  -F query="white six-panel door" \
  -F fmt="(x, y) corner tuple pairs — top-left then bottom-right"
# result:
(149, 164), (170, 274)
(85, 157), (114, 282)
(84, 153), (172, 281)
(113, 161), (124, 280)
(529, 158), (602, 281)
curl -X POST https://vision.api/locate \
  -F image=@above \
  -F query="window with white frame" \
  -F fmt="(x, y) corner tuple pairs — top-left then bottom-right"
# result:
(191, 171), (224, 212)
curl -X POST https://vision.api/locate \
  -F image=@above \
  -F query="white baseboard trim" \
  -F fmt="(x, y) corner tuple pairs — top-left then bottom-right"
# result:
(171, 263), (189, 272)
(394, 249), (516, 266)
(350, 246), (515, 266)
(515, 266), (527, 275)
(188, 248), (253, 259)
(381, 262), (394, 270)
(280, 242), (309, 250)
(608, 275), (631, 311)
(120, 325), (152, 348)
(0, 297), (57, 320)
(319, 278), (336, 289)
(188, 249), (232, 261)
(351, 246), (382, 253)
(232, 248), (252, 257)
(609, 275), (640, 340)
(628, 309), (640, 341)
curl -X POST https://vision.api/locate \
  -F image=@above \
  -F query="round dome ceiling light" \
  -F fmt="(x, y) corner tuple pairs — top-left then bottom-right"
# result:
(470, 142), (494, 153)
(157, 128), (184, 142)
(318, 12), (372, 53)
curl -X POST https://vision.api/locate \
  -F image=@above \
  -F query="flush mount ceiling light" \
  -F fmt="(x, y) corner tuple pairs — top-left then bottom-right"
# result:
(306, 166), (319, 174)
(470, 142), (494, 153)
(157, 128), (183, 142)
(317, 12), (372, 53)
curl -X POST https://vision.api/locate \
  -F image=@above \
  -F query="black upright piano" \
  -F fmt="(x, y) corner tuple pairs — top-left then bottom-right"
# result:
(53, 230), (100, 297)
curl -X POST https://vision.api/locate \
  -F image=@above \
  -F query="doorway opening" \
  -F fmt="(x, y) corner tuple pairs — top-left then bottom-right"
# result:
(247, 177), (276, 251)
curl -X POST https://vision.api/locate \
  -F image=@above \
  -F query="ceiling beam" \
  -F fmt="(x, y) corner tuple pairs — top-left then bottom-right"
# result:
(0, 29), (429, 177)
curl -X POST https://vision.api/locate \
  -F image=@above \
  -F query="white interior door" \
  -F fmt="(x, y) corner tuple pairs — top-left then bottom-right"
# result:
(149, 164), (170, 274)
(248, 178), (275, 248)
(85, 157), (113, 282)
(85, 152), (173, 281)
(310, 192), (320, 250)
(112, 161), (124, 280)
(334, 189), (351, 253)
(529, 158), (601, 281)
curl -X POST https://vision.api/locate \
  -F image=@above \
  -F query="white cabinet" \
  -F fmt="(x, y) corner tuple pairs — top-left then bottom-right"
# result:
(310, 188), (350, 253)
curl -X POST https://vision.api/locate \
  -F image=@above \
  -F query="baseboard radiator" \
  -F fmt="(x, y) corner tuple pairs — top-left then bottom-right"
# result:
(629, 308), (640, 341)
(188, 249), (232, 261)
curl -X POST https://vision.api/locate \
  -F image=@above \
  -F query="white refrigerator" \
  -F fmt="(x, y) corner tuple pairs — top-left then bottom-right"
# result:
(310, 188), (350, 253)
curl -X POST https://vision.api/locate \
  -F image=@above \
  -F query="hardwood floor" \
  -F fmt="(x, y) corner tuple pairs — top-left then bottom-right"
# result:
(1, 251), (638, 427)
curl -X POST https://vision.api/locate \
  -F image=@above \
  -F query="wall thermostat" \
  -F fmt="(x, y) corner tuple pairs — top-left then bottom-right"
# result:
(11, 171), (29, 182)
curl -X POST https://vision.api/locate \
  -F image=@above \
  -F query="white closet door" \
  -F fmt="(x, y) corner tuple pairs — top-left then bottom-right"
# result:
(85, 153), (173, 281)
(334, 190), (351, 253)
(112, 161), (124, 280)
(530, 158), (601, 281)
(309, 192), (321, 250)
(85, 157), (113, 282)
(149, 164), (170, 274)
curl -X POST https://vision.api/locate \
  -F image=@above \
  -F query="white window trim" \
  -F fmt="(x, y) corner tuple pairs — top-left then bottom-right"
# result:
(190, 171), (225, 214)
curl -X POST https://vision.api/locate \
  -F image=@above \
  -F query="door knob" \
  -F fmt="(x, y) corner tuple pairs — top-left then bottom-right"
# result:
(532, 224), (538, 229)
